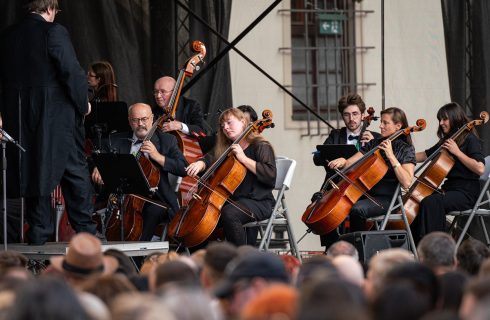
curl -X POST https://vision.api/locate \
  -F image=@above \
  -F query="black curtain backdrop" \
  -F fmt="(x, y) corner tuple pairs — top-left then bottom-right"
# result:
(442, 0), (490, 156)
(0, 0), (232, 132)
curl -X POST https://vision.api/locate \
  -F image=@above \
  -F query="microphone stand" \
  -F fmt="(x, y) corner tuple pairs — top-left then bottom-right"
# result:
(0, 128), (26, 250)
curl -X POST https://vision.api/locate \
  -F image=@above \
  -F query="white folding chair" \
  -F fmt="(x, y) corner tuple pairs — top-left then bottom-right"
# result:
(244, 158), (301, 261)
(367, 184), (418, 258)
(447, 155), (490, 249)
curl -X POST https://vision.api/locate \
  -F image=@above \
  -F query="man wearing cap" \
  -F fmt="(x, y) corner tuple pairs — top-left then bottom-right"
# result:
(214, 251), (290, 318)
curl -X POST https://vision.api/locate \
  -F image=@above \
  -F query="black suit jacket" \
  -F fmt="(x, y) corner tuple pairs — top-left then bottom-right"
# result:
(106, 131), (187, 215)
(313, 127), (382, 179)
(0, 14), (88, 197)
(154, 96), (206, 136)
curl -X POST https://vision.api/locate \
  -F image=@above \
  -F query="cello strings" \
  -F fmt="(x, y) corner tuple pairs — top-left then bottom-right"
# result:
(184, 175), (257, 220)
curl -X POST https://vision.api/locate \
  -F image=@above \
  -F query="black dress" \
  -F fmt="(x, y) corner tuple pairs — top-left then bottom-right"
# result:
(411, 133), (484, 242)
(203, 141), (276, 246)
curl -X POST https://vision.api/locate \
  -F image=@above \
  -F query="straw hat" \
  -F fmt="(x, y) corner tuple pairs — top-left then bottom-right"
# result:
(50, 233), (118, 277)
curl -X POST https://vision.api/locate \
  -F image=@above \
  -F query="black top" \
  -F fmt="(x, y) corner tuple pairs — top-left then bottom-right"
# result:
(203, 141), (276, 203)
(359, 137), (416, 196)
(425, 132), (484, 197)
(153, 96), (206, 136)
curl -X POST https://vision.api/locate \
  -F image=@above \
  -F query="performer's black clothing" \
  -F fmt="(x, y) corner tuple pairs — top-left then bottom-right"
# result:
(154, 96), (206, 136)
(314, 127), (381, 246)
(202, 141), (276, 245)
(319, 137), (416, 247)
(411, 133), (484, 242)
(0, 14), (96, 244)
(104, 131), (187, 241)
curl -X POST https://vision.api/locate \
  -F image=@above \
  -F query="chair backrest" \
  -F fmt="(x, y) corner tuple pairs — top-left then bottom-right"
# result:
(274, 158), (296, 191)
(275, 155), (289, 160)
(481, 155), (490, 182)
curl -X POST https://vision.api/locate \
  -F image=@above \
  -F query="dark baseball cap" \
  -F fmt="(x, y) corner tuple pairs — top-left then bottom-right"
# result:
(214, 251), (289, 298)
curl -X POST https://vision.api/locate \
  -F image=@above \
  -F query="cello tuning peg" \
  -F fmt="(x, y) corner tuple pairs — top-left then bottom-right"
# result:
(195, 66), (200, 71)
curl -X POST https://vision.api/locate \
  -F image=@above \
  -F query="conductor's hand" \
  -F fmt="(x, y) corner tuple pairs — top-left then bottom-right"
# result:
(186, 161), (206, 177)
(92, 167), (104, 185)
(328, 157), (346, 170)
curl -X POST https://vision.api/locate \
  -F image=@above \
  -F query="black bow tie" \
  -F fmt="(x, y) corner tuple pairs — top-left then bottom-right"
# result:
(348, 135), (360, 141)
(133, 139), (143, 145)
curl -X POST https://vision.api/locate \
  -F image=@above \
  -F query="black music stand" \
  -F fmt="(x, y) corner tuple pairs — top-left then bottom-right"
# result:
(92, 153), (153, 241)
(316, 144), (358, 163)
(85, 102), (130, 150)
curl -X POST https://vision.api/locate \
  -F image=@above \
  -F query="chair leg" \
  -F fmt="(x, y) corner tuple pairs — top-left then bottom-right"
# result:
(479, 215), (490, 246)
(399, 195), (418, 259)
(283, 210), (301, 262)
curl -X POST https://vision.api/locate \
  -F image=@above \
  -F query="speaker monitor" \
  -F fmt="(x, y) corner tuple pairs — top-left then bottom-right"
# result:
(339, 230), (410, 263)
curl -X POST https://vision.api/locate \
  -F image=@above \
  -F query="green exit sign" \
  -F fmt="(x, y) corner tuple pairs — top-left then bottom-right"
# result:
(318, 13), (346, 35)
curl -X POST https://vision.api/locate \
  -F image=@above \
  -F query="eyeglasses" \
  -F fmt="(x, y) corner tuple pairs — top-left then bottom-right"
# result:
(342, 112), (361, 119)
(130, 116), (151, 124)
(153, 89), (173, 96)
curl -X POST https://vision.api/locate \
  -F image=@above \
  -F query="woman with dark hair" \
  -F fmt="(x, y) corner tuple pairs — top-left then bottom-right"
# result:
(411, 102), (485, 241)
(87, 61), (117, 102)
(186, 107), (276, 246)
(328, 107), (416, 231)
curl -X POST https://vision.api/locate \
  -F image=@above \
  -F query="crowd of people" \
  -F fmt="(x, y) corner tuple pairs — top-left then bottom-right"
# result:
(0, 232), (489, 320)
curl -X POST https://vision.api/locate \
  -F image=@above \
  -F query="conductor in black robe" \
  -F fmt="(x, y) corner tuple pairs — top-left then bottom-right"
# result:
(0, 0), (97, 244)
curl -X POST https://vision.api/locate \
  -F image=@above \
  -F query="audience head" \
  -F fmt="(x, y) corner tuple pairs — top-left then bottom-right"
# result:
(0, 251), (27, 274)
(150, 260), (199, 293)
(332, 255), (364, 287)
(201, 242), (238, 290)
(241, 284), (298, 320)
(295, 255), (338, 288)
(460, 277), (490, 319)
(214, 251), (289, 318)
(7, 276), (90, 320)
(110, 293), (176, 320)
(80, 274), (137, 306)
(417, 232), (457, 275)
(161, 287), (222, 320)
(49, 233), (118, 286)
(140, 251), (179, 275)
(326, 240), (359, 260)
(104, 249), (138, 277)
(438, 270), (469, 312)
(457, 238), (490, 275)
(364, 248), (414, 300)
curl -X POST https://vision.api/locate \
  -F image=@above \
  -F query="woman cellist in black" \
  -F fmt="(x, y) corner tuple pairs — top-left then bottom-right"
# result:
(186, 107), (276, 246)
(411, 102), (485, 241)
(328, 107), (416, 232)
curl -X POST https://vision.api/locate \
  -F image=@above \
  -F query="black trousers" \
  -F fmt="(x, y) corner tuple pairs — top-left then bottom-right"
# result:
(140, 202), (169, 241)
(25, 144), (96, 245)
(320, 196), (392, 248)
(220, 197), (273, 246)
(411, 190), (476, 243)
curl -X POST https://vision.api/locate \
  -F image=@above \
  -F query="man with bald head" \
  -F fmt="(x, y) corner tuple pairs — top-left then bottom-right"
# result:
(153, 76), (206, 136)
(92, 103), (186, 240)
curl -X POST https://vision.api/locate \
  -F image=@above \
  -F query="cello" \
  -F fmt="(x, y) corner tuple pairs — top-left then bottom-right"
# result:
(400, 111), (489, 226)
(168, 110), (274, 247)
(161, 41), (207, 206)
(302, 119), (426, 235)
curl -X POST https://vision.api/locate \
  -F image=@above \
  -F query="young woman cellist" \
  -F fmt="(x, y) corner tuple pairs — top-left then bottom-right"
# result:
(186, 108), (277, 246)
(410, 102), (485, 241)
(328, 107), (416, 232)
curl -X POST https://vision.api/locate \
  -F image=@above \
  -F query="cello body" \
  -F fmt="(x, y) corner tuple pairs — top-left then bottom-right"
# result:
(168, 155), (247, 247)
(105, 194), (145, 241)
(302, 150), (388, 235)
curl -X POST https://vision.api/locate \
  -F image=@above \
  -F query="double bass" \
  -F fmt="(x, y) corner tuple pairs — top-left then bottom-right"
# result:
(168, 110), (274, 247)
(302, 119), (426, 235)
(400, 111), (489, 226)
(161, 41), (206, 206)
